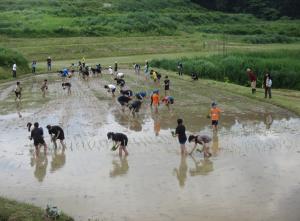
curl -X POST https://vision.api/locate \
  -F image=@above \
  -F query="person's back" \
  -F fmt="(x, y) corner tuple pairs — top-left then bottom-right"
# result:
(15, 84), (22, 93)
(113, 133), (127, 143)
(108, 84), (116, 90)
(49, 126), (64, 136)
(152, 93), (159, 104)
(211, 107), (221, 121)
(197, 135), (211, 144)
(31, 127), (43, 143)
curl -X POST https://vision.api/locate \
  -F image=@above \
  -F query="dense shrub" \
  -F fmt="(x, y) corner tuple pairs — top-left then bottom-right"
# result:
(150, 51), (300, 90)
(0, 47), (30, 79)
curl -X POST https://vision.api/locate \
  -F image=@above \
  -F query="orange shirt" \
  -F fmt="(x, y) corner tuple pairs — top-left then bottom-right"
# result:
(211, 107), (221, 121)
(152, 94), (159, 105)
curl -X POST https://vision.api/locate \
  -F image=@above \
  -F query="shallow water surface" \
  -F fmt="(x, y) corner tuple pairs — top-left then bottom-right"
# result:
(0, 73), (300, 221)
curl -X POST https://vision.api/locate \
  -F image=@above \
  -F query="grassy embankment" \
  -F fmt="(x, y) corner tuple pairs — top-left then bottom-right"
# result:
(0, 47), (30, 80)
(117, 67), (300, 116)
(0, 197), (73, 221)
(151, 50), (300, 90)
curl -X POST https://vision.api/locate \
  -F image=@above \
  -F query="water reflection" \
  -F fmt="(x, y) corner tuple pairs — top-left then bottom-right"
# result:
(51, 147), (66, 173)
(129, 118), (142, 132)
(16, 100), (22, 118)
(173, 155), (188, 187)
(264, 113), (273, 129)
(30, 152), (48, 182)
(212, 133), (219, 157)
(153, 116), (161, 136)
(189, 156), (213, 177)
(110, 156), (129, 177)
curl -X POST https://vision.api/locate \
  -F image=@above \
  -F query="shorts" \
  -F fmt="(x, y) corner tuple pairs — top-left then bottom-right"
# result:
(111, 88), (116, 93)
(120, 138), (128, 146)
(251, 81), (256, 89)
(34, 138), (45, 146)
(15, 92), (21, 98)
(179, 138), (187, 144)
(57, 134), (65, 140)
(212, 120), (218, 126)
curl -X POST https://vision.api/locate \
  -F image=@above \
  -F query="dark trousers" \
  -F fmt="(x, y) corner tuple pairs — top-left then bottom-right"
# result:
(12, 70), (16, 78)
(32, 67), (36, 73)
(265, 87), (272, 98)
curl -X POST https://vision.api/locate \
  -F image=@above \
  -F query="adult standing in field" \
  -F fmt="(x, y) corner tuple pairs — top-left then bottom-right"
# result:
(144, 60), (149, 80)
(32, 60), (37, 74)
(177, 62), (183, 76)
(47, 57), (52, 71)
(247, 68), (257, 94)
(134, 63), (140, 75)
(264, 74), (272, 99)
(114, 61), (118, 75)
(12, 63), (17, 78)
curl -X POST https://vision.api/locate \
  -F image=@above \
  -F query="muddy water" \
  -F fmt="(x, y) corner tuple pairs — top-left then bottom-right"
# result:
(0, 72), (300, 221)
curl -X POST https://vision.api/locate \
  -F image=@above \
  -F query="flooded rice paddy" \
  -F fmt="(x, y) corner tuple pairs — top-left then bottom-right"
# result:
(0, 71), (300, 221)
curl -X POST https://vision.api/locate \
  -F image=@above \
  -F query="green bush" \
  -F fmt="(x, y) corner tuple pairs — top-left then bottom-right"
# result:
(0, 47), (30, 79)
(150, 51), (300, 90)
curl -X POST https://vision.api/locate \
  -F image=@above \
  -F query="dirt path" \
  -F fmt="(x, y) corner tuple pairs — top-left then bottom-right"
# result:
(0, 71), (300, 221)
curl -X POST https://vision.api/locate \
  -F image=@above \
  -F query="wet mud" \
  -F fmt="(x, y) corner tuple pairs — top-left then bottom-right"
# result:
(0, 70), (300, 221)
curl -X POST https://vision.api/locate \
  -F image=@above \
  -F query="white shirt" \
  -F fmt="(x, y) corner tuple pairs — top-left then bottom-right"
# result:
(108, 68), (113, 75)
(15, 85), (21, 93)
(266, 78), (272, 87)
(12, 64), (16, 71)
(108, 84), (116, 90)
(117, 72), (124, 78)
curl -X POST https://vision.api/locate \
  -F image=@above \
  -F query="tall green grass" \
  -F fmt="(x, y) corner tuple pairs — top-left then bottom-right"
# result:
(0, 47), (30, 79)
(151, 50), (300, 90)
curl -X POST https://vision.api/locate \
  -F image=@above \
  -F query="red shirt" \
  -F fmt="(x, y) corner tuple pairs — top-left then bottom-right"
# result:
(248, 71), (257, 82)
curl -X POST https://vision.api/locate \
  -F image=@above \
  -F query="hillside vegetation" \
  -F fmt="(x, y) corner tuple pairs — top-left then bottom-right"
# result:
(0, 0), (299, 38)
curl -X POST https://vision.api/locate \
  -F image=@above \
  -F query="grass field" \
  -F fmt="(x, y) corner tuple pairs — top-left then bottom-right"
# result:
(119, 68), (300, 116)
(0, 197), (73, 221)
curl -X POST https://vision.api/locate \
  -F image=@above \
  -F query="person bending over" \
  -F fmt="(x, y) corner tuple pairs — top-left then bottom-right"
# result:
(188, 135), (212, 158)
(107, 132), (129, 157)
(46, 125), (65, 149)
